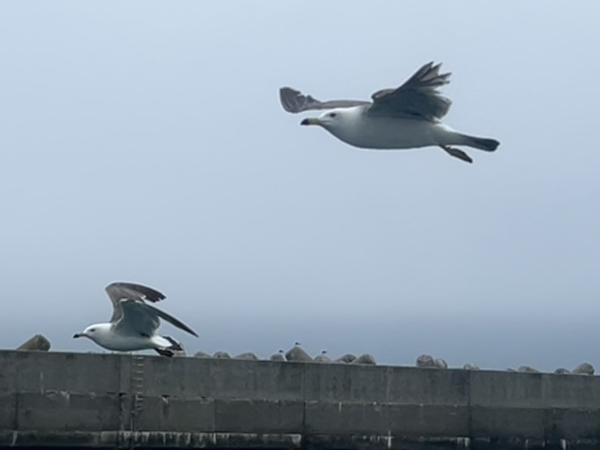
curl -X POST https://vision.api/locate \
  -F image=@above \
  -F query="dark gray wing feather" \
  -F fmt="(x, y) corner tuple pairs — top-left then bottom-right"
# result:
(368, 62), (452, 121)
(112, 297), (198, 338)
(105, 282), (166, 323)
(143, 302), (199, 337)
(115, 299), (161, 336)
(279, 87), (369, 113)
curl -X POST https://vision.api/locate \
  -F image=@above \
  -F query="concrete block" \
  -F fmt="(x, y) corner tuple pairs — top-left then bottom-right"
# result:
(545, 407), (600, 440)
(387, 404), (469, 437)
(470, 406), (545, 439)
(303, 363), (388, 402)
(14, 351), (121, 394)
(141, 356), (211, 397)
(135, 396), (215, 432)
(470, 370), (544, 408)
(0, 393), (15, 429)
(16, 391), (120, 431)
(208, 359), (304, 401)
(386, 366), (468, 405)
(0, 352), (17, 392)
(214, 399), (303, 433)
(304, 401), (389, 434)
(540, 374), (600, 408)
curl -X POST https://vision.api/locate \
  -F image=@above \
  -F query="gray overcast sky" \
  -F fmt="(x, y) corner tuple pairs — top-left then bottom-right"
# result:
(1, 1), (598, 370)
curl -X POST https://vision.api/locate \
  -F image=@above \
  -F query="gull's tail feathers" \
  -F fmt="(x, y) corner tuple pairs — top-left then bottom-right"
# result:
(456, 134), (500, 152)
(154, 348), (174, 357)
(153, 335), (183, 357)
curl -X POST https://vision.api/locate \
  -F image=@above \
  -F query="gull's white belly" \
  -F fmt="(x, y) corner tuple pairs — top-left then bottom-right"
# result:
(95, 333), (155, 351)
(328, 116), (445, 150)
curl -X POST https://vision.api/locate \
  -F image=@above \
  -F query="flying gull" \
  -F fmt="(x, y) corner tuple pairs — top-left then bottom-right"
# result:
(73, 282), (198, 357)
(280, 62), (499, 163)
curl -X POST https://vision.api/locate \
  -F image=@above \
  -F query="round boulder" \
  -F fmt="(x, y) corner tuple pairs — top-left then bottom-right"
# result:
(434, 358), (448, 369)
(352, 354), (376, 365)
(314, 351), (331, 363)
(517, 366), (539, 373)
(573, 362), (595, 375)
(213, 351), (231, 359)
(335, 353), (357, 364)
(270, 352), (286, 361)
(416, 354), (436, 368)
(285, 345), (312, 362)
(235, 352), (259, 361)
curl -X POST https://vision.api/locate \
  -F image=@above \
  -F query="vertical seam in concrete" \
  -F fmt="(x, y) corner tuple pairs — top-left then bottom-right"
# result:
(210, 394), (216, 433)
(117, 355), (122, 448)
(466, 370), (472, 443)
(384, 367), (391, 435)
(301, 362), (307, 450)
(13, 355), (19, 431)
(13, 392), (19, 431)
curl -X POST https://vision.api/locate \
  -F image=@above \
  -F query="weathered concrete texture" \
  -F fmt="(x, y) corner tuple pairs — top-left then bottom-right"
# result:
(2, 351), (600, 449)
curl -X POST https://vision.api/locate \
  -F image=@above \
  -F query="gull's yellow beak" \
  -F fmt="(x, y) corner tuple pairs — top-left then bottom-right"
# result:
(300, 118), (320, 126)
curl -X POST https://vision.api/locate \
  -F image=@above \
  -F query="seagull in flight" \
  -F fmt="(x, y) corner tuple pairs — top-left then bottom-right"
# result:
(280, 62), (499, 163)
(73, 282), (198, 357)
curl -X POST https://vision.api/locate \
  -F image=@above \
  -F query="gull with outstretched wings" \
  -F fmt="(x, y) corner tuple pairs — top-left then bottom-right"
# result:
(73, 282), (198, 357)
(280, 62), (499, 163)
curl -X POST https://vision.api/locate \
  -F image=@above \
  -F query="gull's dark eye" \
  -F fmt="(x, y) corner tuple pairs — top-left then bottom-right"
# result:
(330, 112), (337, 118)
(89, 328), (96, 333)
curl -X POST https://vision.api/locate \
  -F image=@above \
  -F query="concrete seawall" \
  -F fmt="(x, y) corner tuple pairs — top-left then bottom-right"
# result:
(1, 350), (600, 449)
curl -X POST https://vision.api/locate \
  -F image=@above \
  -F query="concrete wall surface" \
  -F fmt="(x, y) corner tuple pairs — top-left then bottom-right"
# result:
(1, 350), (600, 449)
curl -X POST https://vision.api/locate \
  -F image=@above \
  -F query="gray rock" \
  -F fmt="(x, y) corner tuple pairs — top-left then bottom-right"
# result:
(434, 358), (448, 369)
(314, 351), (331, 363)
(285, 345), (312, 362)
(270, 352), (286, 361)
(518, 366), (539, 373)
(17, 334), (50, 351)
(352, 354), (376, 365)
(235, 352), (259, 361)
(416, 354), (436, 368)
(554, 368), (571, 375)
(463, 363), (480, 371)
(213, 351), (231, 359)
(573, 362), (595, 375)
(193, 351), (212, 359)
(335, 353), (357, 364)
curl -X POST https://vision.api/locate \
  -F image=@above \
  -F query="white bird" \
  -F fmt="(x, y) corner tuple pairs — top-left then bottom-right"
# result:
(280, 62), (499, 163)
(73, 282), (198, 357)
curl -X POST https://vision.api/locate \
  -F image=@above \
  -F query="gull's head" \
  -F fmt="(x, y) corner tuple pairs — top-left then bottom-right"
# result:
(300, 109), (348, 130)
(73, 323), (109, 342)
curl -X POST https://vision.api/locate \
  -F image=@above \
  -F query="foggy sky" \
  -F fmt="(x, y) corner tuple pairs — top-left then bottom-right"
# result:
(0, 1), (598, 371)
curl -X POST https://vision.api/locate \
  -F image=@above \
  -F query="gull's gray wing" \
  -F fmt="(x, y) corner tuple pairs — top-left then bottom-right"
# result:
(114, 300), (199, 338)
(368, 62), (452, 121)
(105, 282), (166, 323)
(279, 87), (369, 113)
(114, 299), (161, 336)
